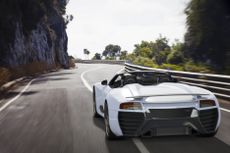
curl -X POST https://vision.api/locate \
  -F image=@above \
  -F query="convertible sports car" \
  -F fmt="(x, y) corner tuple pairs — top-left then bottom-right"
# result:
(93, 70), (221, 139)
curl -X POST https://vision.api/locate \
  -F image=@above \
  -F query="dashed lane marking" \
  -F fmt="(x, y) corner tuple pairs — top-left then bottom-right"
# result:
(80, 66), (150, 153)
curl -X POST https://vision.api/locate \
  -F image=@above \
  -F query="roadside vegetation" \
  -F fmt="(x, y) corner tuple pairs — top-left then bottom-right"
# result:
(0, 62), (55, 87)
(0, 67), (11, 87)
(91, 0), (230, 75)
(0, 57), (76, 87)
(92, 37), (212, 73)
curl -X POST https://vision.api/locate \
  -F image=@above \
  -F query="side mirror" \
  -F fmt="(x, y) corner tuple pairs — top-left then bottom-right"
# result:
(101, 80), (108, 85)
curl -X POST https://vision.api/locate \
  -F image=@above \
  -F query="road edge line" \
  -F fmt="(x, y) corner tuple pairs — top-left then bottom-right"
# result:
(0, 79), (35, 112)
(220, 107), (230, 113)
(80, 67), (105, 93)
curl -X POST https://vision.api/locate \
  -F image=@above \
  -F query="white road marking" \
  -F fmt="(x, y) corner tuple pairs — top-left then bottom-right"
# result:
(80, 66), (150, 153)
(133, 138), (150, 153)
(80, 67), (106, 93)
(220, 108), (230, 113)
(0, 65), (229, 153)
(0, 66), (122, 113)
(0, 79), (35, 112)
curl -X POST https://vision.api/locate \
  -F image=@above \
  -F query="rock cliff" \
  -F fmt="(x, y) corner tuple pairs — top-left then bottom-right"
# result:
(0, 0), (70, 68)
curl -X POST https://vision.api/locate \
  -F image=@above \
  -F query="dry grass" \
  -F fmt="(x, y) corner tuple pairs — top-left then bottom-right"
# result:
(0, 67), (12, 87)
(69, 59), (76, 68)
(0, 60), (75, 88)
(11, 62), (58, 79)
(0, 62), (58, 87)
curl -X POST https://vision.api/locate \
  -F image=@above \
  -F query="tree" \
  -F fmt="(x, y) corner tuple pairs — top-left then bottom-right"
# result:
(154, 36), (170, 55)
(102, 44), (121, 58)
(184, 0), (230, 72)
(92, 53), (101, 60)
(83, 49), (90, 55)
(120, 50), (128, 60)
(167, 40), (184, 64)
(133, 35), (171, 65)
(153, 36), (171, 65)
(134, 41), (153, 58)
(83, 49), (90, 60)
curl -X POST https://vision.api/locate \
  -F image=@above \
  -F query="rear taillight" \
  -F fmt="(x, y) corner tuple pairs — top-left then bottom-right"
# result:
(120, 102), (142, 110)
(200, 99), (216, 108)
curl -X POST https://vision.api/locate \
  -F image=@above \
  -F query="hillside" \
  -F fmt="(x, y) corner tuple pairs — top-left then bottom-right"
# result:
(0, 0), (71, 85)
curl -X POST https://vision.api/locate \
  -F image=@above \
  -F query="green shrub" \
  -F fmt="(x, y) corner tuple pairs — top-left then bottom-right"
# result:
(105, 56), (115, 60)
(167, 50), (184, 64)
(126, 53), (136, 62)
(129, 55), (213, 73)
(132, 56), (158, 68)
(183, 60), (212, 73)
(0, 67), (11, 86)
(159, 64), (184, 71)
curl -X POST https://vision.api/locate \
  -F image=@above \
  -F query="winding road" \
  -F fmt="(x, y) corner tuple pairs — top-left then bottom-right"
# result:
(0, 64), (229, 153)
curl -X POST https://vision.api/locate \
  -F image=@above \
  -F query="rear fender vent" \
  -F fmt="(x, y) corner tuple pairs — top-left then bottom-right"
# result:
(118, 112), (144, 136)
(199, 108), (218, 132)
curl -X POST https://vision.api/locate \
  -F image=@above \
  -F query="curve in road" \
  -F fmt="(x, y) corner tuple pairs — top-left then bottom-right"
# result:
(0, 64), (229, 153)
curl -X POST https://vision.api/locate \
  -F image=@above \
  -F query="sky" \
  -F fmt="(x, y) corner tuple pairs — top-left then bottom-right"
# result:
(66, 0), (190, 59)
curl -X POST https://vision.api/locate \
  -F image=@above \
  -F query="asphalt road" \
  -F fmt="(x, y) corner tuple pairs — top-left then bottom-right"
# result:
(0, 63), (229, 153)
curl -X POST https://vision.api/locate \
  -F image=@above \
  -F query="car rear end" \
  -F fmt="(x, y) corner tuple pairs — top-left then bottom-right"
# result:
(117, 95), (220, 137)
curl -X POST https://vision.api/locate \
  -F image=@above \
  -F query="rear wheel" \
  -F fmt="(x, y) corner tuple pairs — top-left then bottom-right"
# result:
(93, 87), (100, 118)
(104, 102), (117, 140)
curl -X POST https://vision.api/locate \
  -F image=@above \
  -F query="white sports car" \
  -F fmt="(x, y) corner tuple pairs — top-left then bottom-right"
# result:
(93, 70), (221, 139)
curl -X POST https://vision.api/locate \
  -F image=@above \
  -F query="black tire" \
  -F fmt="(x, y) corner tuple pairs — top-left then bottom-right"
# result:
(199, 131), (218, 137)
(93, 87), (100, 118)
(104, 102), (117, 140)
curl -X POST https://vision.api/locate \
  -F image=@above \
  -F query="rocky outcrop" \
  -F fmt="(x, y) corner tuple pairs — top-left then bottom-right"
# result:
(0, 0), (69, 68)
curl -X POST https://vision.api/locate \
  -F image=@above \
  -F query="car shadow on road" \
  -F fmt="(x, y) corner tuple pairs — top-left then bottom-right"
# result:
(93, 117), (230, 153)
(141, 135), (230, 153)
(93, 117), (104, 130)
(93, 117), (141, 153)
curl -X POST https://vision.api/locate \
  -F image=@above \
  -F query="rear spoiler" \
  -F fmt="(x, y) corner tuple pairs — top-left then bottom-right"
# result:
(126, 93), (210, 99)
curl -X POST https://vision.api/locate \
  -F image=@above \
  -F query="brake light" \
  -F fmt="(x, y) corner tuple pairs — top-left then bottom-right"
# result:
(120, 102), (142, 110)
(200, 99), (216, 108)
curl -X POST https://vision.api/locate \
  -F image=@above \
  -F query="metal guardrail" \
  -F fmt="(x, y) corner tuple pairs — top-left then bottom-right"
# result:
(76, 60), (229, 100)
(76, 60), (125, 65)
(125, 63), (230, 100)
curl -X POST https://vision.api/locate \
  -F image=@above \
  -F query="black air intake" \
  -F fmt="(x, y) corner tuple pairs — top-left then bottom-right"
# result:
(118, 112), (144, 136)
(199, 108), (218, 132)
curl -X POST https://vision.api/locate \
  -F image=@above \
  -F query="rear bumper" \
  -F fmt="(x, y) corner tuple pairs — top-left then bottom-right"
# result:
(118, 108), (219, 137)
